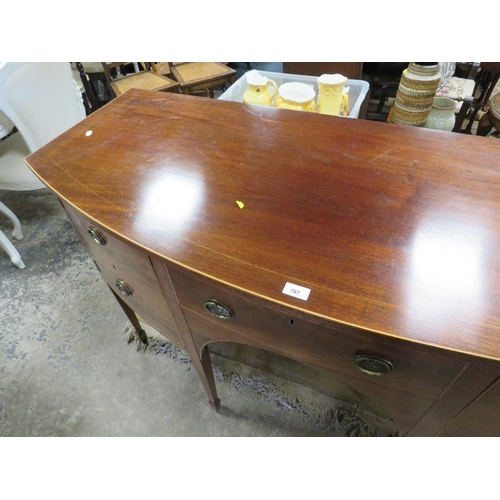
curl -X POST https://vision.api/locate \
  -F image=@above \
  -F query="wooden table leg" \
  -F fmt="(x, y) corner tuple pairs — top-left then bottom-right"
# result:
(190, 345), (221, 411)
(109, 287), (148, 345)
(150, 255), (221, 410)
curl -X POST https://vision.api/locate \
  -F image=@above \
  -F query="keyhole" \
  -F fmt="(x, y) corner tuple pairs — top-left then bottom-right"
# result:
(289, 319), (295, 325)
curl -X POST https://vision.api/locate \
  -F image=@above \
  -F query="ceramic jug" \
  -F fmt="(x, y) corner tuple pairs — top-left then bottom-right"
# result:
(242, 70), (278, 106)
(425, 97), (456, 131)
(274, 82), (316, 112)
(316, 73), (348, 116)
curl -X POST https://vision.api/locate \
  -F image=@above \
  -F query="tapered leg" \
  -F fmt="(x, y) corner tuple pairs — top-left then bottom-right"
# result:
(190, 345), (220, 411)
(109, 287), (148, 345)
(149, 255), (221, 410)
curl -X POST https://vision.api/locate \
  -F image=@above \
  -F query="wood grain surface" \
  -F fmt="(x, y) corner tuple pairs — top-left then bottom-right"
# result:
(26, 89), (500, 362)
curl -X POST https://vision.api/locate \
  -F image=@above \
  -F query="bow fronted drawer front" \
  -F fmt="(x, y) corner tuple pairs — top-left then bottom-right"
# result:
(62, 201), (182, 346)
(167, 263), (472, 434)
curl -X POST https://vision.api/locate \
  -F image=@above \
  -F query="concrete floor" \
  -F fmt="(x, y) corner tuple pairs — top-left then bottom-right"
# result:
(1, 278), (334, 436)
(0, 258), (342, 436)
(1, 298), (375, 437)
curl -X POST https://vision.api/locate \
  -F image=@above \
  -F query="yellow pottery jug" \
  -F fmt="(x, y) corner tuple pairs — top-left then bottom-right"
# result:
(242, 70), (278, 106)
(316, 73), (348, 116)
(274, 82), (316, 112)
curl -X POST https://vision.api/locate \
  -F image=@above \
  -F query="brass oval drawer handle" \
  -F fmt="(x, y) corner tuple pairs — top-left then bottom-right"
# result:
(87, 226), (106, 245)
(115, 279), (132, 297)
(354, 354), (394, 376)
(204, 299), (233, 320)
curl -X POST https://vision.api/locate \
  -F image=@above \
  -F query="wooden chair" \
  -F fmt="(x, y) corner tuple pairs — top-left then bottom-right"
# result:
(101, 62), (179, 98)
(435, 62), (480, 133)
(477, 91), (500, 137)
(463, 62), (500, 134)
(150, 62), (172, 77)
(73, 62), (112, 114)
(165, 62), (236, 98)
(362, 62), (409, 122)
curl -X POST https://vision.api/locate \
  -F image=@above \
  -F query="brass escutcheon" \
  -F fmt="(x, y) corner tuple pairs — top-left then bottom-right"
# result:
(354, 354), (394, 376)
(87, 226), (106, 245)
(204, 299), (233, 320)
(115, 279), (132, 297)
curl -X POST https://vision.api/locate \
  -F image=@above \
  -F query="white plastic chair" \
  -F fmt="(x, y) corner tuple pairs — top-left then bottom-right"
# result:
(0, 62), (86, 268)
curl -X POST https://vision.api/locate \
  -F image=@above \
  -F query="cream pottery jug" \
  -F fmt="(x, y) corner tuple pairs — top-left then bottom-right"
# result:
(242, 70), (278, 106)
(316, 73), (348, 115)
(425, 96), (456, 131)
(274, 82), (316, 112)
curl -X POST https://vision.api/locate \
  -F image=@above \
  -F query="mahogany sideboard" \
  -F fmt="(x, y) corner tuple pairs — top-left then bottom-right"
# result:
(26, 89), (500, 436)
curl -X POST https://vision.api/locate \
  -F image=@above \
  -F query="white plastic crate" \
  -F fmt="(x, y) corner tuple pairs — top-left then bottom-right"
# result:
(219, 70), (370, 119)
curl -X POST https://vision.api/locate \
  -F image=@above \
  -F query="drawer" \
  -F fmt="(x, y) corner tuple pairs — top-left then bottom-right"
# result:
(99, 263), (182, 347)
(62, 201), (182, 347)
(63, 202), (161, 294)
(169, 265), (468, 400)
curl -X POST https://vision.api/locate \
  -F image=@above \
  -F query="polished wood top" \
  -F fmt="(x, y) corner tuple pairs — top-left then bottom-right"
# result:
(26, 89), (500, 361)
